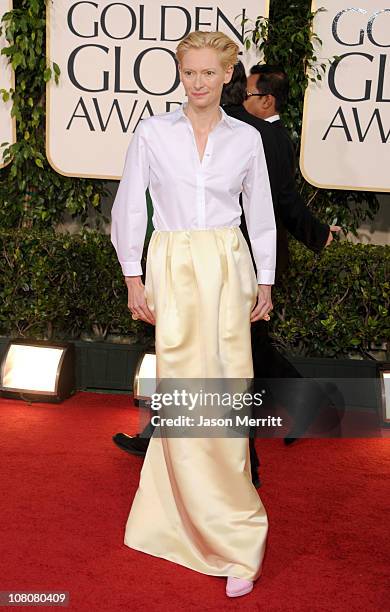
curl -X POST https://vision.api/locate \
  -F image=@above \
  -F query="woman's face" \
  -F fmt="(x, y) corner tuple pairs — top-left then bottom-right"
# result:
(179, 47), (233, 110)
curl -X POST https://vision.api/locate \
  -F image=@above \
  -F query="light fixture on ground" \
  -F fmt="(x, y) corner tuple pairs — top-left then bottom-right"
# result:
(378, 363), (390, 426)
(133, 351), (156, 407)
(0, 339), (75, 402)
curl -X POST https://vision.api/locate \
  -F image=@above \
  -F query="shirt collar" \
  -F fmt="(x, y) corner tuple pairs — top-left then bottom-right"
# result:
(171, 102), (235, 130)
(266, 114), (280, 123)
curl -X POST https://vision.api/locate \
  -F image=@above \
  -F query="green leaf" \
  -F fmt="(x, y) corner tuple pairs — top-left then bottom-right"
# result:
(43, 67), (51, 82)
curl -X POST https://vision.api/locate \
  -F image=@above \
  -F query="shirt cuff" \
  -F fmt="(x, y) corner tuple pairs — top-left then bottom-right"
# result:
(257, 269), (275, 285)
(121, 261), (143, 277)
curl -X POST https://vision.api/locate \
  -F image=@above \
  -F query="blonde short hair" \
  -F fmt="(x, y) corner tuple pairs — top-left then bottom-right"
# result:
(176, 31), (239, 71)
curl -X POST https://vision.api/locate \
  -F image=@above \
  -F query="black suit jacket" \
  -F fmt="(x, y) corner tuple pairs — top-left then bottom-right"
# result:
(223, 104), (329, 282)
(272, 119), (297, 175)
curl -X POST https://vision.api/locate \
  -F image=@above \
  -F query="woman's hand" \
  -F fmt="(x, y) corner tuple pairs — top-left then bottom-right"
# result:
(125, 276), (155, 325)
(250, 284), (273, 323)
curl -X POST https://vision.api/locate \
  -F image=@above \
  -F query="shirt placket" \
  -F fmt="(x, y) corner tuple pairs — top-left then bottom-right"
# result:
(186, 121), (213, 230)
(197, 137), (213, 229)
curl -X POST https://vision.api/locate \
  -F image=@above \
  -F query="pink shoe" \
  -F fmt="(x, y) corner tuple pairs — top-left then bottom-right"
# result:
(226, 577), (254, 598)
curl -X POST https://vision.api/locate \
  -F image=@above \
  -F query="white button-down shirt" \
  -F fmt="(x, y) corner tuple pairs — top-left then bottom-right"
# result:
(111, 102), (276, 284)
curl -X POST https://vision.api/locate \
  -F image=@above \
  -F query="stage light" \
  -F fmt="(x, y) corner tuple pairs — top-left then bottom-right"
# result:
(378, 364), (390, 426)
(133, 352), (156, 407)
(0, 339), (75, 402)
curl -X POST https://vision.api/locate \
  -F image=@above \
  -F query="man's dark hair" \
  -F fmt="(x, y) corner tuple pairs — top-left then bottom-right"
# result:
(220, 60), (247, 106)
(249, 64), (289, 112)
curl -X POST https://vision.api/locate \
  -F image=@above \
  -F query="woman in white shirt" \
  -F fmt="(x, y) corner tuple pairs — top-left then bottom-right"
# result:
(111, 31), (276, 599)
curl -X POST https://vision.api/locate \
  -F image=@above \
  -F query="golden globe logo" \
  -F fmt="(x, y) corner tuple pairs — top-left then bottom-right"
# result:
(300, 1), (390, 191)
(65, 2), (253, 131)
(46, 0), (268, 178)
(324, 8), (390, 143)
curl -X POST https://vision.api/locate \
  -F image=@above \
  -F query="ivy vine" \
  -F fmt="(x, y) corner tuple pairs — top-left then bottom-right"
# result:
(0, 0), (108, 229)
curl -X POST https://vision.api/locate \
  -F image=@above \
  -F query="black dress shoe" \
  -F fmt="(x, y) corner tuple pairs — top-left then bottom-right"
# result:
(112, 433), (150, 456)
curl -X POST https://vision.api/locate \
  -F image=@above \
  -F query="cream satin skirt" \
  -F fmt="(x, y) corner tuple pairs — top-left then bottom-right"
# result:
(124, 227), (268, 581)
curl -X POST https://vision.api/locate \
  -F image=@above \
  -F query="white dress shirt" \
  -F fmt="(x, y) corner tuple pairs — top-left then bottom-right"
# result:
(266, 115), (280, 123)
(111, 102), (276, 284)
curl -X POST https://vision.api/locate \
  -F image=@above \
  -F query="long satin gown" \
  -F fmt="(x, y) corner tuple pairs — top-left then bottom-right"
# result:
(124, 226), (268, 580)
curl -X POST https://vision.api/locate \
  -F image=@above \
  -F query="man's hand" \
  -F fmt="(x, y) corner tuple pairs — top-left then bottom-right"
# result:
(251, 284), (273, 323)
(325, 225), (341, 247)
(125, 276), (155, 325)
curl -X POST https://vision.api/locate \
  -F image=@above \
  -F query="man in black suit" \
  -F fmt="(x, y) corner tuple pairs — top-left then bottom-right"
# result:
(225, 63), (339, 278)
(113, 64), (340, 484)
(223, 64), (341, 461)
(247, 65), (297, 175)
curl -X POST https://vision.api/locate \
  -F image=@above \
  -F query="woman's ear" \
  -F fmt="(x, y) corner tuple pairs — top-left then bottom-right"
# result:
(224, 64), (234, 85)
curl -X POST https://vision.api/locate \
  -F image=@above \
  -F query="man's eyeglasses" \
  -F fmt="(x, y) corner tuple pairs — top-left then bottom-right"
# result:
(246, 91), (268, 97)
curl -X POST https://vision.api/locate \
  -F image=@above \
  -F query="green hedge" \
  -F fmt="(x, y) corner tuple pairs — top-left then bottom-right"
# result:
(0, 229), (388, 359)
(0, 228), (154, 346)
(272, 240), (389, 358)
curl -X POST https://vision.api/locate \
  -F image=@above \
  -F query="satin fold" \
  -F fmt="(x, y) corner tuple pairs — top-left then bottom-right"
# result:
(124, 227), (268, 581)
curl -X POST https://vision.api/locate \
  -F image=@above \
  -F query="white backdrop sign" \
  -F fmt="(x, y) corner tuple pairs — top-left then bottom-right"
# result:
(0, 0), (15, 169)
(46, 0), (269, 179)
(300, 1), (390, 192)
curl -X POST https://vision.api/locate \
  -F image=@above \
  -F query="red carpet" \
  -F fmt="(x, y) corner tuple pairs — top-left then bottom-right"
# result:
(0, 391), (389, 611)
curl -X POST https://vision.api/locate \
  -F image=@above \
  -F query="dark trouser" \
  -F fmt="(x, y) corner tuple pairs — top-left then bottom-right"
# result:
(249, 320), (333, 474)
(250, 319), (331, 434)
